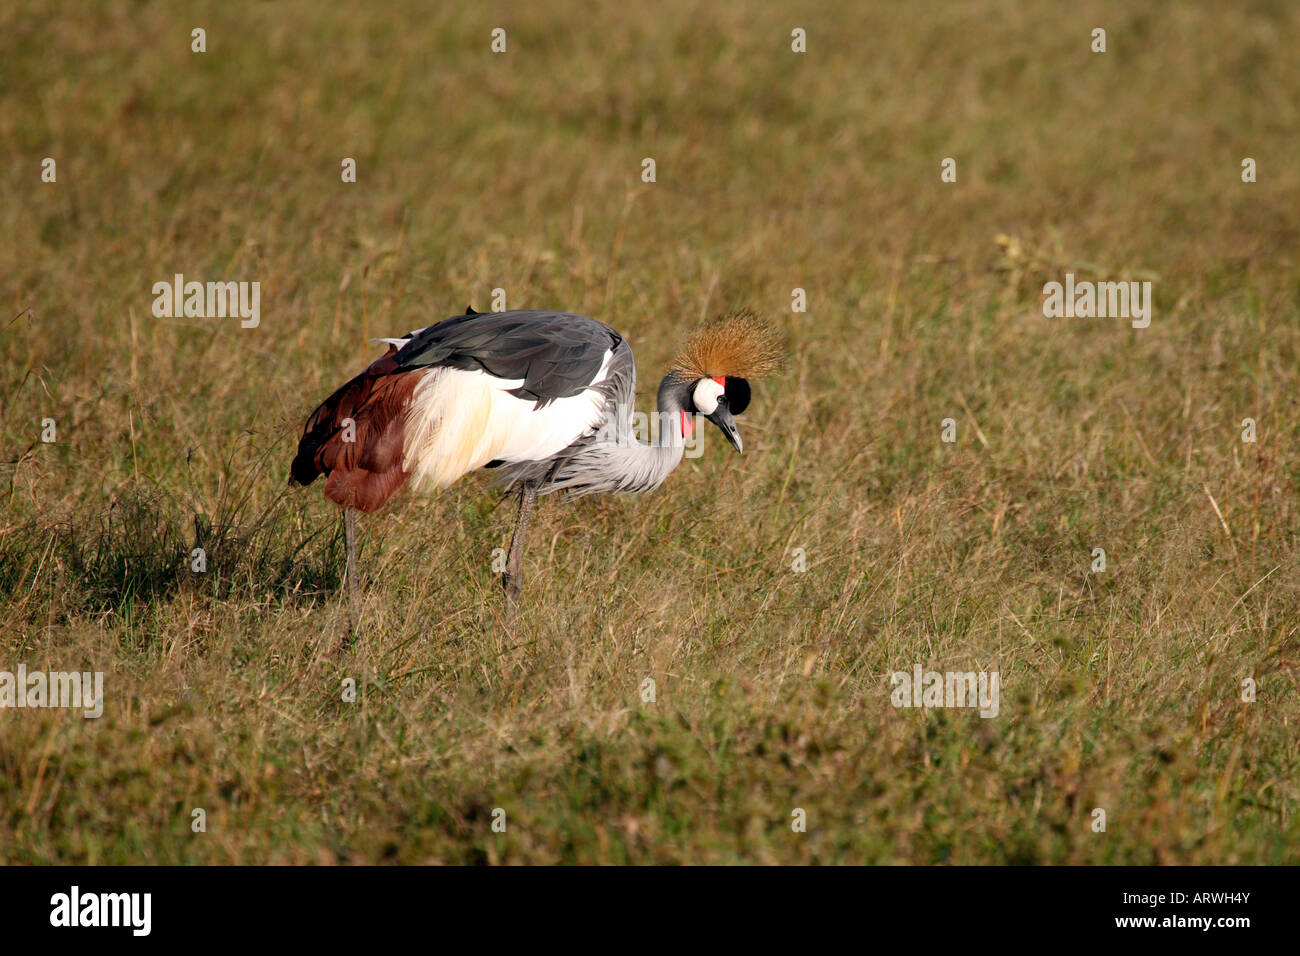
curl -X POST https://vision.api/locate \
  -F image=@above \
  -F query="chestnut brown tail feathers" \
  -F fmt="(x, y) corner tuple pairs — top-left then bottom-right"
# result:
(289, 350), (424, 513)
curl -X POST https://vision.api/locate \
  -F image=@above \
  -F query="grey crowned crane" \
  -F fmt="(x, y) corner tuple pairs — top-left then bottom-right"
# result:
(289, 307), (782, 627)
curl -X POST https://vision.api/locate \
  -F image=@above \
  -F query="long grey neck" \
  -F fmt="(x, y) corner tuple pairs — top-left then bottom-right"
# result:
(602, 374), (689, 494)
(528, 373), (689, 497)
(626, 375), (690, 491)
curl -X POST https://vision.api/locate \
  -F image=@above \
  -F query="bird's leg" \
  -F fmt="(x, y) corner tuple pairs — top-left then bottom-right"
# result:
(342, 505), (362, 642)
(503, 484), (537, 613)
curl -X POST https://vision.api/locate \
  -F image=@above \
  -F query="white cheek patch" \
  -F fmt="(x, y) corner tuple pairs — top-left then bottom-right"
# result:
(692, 378), (725, 415)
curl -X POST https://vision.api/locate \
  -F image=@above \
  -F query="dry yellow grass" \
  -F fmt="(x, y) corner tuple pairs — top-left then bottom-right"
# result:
(0, 0), (1297, 863)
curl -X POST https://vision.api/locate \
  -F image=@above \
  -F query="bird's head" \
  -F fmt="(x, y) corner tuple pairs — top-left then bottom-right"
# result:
(665, 310), (784, 454)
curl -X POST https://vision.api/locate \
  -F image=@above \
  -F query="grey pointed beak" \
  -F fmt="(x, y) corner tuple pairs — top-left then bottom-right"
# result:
(706, 406), (743, 453)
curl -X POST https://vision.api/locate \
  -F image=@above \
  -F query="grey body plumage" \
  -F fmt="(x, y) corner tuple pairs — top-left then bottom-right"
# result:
(389, 309), (691, 499)
(488, 330), (690, 498)
(394, 310), (622, 406)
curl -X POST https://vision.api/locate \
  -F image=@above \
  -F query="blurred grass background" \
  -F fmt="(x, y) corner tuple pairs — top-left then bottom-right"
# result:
(1, 0), (1298, 863)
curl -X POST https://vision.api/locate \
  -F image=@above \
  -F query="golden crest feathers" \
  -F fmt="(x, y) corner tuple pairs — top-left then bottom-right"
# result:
(669, 309), (784, 382)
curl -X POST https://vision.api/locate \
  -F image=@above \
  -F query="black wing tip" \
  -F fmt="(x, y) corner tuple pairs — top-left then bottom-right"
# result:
(465, 304), (480, 315)
(288, 449), (321, 487)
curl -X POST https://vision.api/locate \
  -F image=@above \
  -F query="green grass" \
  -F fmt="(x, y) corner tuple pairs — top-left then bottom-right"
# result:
(1, 0), (1298, 864)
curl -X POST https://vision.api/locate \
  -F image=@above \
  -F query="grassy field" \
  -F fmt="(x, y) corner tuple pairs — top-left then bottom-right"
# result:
(2, 0), (1298, 864)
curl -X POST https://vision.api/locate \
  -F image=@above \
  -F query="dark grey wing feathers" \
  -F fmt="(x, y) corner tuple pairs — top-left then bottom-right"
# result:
(392, 311), (622, 406)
